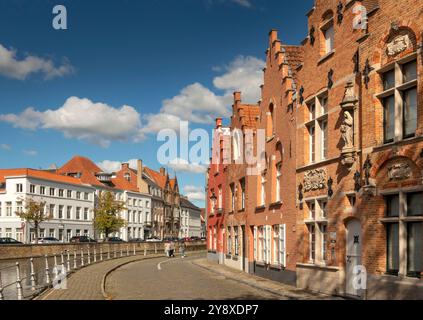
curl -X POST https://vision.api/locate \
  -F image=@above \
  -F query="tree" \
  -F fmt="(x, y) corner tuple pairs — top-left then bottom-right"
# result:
(16, 198), (52, 244)
(94, 191), (127, 238)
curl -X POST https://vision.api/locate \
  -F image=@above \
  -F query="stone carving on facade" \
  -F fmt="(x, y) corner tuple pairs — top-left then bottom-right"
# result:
(304, 169), (327, 192)
(388, 162), (412, 181)
(340, 81), (358, 168)
(387, 34), (411, 56)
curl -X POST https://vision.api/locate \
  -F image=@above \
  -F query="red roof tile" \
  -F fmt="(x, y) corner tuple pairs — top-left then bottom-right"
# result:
(0, 168), (85, 186)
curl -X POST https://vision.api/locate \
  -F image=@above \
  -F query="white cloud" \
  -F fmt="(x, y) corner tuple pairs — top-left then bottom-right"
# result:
(0, 97), (144, 148)
(23, 149), (37, 156)
(142, 55), (264, 134)
(0, 144), (11, 150)
(183, 185), (206, 202)
(168, 158), (207, 174)
(0, 43), (74, 80)
(213, 55), (264, 103)
(97, 159), (139, 173)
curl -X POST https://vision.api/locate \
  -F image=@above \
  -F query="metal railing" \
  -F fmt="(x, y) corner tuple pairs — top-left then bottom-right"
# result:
(0, 244), (143, 300)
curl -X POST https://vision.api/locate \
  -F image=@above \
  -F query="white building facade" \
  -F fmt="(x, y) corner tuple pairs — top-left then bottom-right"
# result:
(180, 197), (202, 238)
(0, 170), (95, 243)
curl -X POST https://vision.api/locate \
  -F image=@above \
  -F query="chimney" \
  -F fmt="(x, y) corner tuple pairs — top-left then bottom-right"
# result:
(269, 29), (278, 44)
(121, 163), (129, 171)
(234, 91), (241, 105)
(215, 118), (222, 129)
(160, 167), (166, 176)
(137, 159), (143, 191)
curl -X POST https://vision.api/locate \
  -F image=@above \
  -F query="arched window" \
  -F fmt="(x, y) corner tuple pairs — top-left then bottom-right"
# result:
(267, 104), (275, 138)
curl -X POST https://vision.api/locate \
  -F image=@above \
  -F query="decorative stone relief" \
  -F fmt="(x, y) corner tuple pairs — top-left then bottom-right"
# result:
(388, 162), (412, 181)
(340, 81), (358, 168)
(387, 34), (411, 56)
(304, 169), (327, 192)
(341, 111), (354, 149)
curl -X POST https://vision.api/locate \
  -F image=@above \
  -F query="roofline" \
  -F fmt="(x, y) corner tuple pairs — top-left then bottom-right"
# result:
(2, 174), (95, 190)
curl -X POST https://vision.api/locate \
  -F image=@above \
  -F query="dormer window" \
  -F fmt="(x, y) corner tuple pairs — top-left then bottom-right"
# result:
(124, 173), (130, 182)
(320, 11), (334, 57)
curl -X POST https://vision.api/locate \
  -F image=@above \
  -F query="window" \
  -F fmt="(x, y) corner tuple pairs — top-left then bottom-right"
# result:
(84, 208), (89, 220)
(76, 191), (81, 200)
(407, 192), (422, 216)
(308, 102), (316, 121)
(124, 173), (130, 181)
(76, 229), (81, 236)
(16, 184), (23, 193)
(76, 207), (81, 220)
(16, 202), (23, 214)
(386, 195), (399, 217)
(240, 179), (245, 210)
(253, 226), (257, 261)
(227, 227), (232, 255)
(309, 224), (316, 262)
(379, 57), (418, 142)
(30, 184), (36, 194)
(308, 201), (316, 220)
(49, 188), (55, 196)
(319, 200), (328, 218)
(218, 185), (222, 209)
(84, 192), (89, 200)
(146, 201), (150, 208)
(387, 223), (399, 274)
(49, 204), (55, 218)
(323, 24), (334, 54)
(273, 224), (286, 267)
(39, 228), (45, 238)
(321, 224), (328, 261)
(6, 202), (12, 216)
(234, 226), (239, 256)
(5, 228), (12, 238)
(67, 190), (72, 198)
(384, 192), (422, 277)
(407, 223), (422, 276)
(308, 125), (316, 163)
(40, 186), (45, 195)
(403, 88), (417, 138)
(15, 228), (23, 242)
(58, 205), (64, 219)
(59, 189), (64, 197)
(260, 174), (266, 206)
(276, 163), (282, 202)
(320, 119), (328, 159)
(84, 230), (89, 236)
(49, 229), (55, 238)
(66, 206), (72, 219)
(319, 96), (328, 115)
(230, 184), (235, 212)
(258, 226), (264, 261)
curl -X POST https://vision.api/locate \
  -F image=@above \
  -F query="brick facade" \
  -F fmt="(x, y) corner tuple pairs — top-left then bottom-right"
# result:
(206, 0), (423, 299)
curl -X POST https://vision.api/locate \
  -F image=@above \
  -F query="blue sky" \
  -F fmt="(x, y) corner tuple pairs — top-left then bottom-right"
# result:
(0, 0), (313, 207)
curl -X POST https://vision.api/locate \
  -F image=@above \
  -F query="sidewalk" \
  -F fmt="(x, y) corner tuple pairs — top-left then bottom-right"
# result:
(192, 259), (341, 300)
(35, 254), (165, 300)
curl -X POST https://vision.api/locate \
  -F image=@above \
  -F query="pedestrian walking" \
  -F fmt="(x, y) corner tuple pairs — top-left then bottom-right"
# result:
(164, 242), (170, 258)
(169, 241), (175, 258)
(179, 241), (186, 258)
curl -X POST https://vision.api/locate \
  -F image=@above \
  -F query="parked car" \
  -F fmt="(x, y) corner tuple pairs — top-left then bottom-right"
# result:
(103, 237), (125, 243)
(70, 236), (97, 243)
(128, 238), (144, 243)
(0, 237), (23, 245)
(190, 236), (201, 242)
(200, 237), (207, 241)
(181, 237), (191, 242)
(163, 236), (179, 242)
(31, 237), (60, 244)
(145, 236), (161, 242)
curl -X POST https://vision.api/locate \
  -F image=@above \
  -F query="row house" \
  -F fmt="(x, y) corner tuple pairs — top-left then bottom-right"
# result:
(0, 168), (95, 243)
(180, 196), (202, 238)
(57, 156), (153, 241)
(207, 0), (423, 299)
(207, 118), (230, 264)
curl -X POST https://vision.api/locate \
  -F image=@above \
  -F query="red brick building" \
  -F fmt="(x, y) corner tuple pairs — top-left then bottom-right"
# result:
(206, 0), (423, 299)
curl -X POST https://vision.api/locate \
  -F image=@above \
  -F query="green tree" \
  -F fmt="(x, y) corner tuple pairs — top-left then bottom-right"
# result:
(94, 191), (127, 238)
(16, 198), (52, 244)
